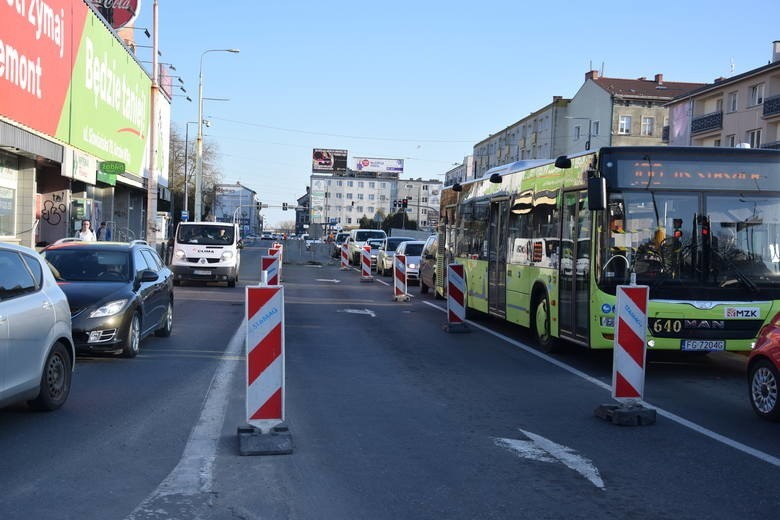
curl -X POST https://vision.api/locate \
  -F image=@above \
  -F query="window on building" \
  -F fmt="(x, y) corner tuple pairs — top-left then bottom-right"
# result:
(727, 134), (736, 147)
(367, 206), (374, 213)
(368, 194), (375, 200)
(356, 206), (363, 213)
(358, 181), (364, 188)
(422, 197), (428, 203)
(347, 180), (353, 187)
(728, 92), (738, 112)
(715, 99), (723, 113)
(750, 84), (765, 106)
(346, 193), (353, 199)
(336, 193), (342, 199)
(380, 182), (386, 188)
(336, 180), (343, 186)
(0, 186), (15, 236)
(368, 182), (375, 188)
(574, 125), (582, 140)
(714, 139), (721, 147)
(641, 117), (655, 136)
(618, 116), (632, 135)
(591, 121), (600, 136)
(347, 218), (352, 224)
(748, 129), (762, 148)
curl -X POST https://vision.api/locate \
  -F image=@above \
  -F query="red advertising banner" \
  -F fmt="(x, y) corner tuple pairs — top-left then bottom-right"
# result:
(0, 0), (87, 137)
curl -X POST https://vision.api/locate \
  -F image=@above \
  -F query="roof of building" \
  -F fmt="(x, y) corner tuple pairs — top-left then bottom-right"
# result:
(666, 59), (780, 103)
(587, 71), (704, 100)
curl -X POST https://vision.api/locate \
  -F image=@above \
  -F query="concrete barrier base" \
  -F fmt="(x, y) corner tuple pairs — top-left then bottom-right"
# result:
(594, 403), (657, 426)
(442, 322), (471, 334)
(237, 424), (293, 456)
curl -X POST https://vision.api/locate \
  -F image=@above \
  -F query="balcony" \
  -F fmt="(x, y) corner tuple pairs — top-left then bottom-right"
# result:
(763, 94), (780, 118)
(691, 111), (722, 134)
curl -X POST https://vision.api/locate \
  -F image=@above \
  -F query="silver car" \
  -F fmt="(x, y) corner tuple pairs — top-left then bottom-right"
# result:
(0, 243), (74, 410)
(376, 236), (415, 276)
(394, 240), (426, 284)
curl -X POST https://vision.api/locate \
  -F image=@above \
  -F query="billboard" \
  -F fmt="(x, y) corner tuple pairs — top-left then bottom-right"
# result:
(352, 157), (404, 175)
(312, 149), (347, 173)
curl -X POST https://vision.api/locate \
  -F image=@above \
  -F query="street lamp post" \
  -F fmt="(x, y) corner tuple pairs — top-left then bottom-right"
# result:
(194, 48), (239, 222)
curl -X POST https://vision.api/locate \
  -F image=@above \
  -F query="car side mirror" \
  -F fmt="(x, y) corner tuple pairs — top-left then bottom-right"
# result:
(237, 240), (244, 249)
(140, 270), (158, 282)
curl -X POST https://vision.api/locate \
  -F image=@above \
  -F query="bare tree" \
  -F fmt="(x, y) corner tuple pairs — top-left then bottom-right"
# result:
(167, 126), (224, 220)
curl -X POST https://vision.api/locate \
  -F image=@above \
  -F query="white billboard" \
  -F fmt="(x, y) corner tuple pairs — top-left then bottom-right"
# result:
(351, 157), (404, 174)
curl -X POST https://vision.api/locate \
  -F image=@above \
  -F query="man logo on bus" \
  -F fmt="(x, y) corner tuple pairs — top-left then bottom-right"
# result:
(725, 307), (759, 318)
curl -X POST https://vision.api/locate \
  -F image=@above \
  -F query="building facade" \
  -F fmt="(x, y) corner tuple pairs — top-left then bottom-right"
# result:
(444, 156), (474, 186)
(0, 1), (169, 249)
(212, 183), (260, 236)
(667, 42), (780, 149)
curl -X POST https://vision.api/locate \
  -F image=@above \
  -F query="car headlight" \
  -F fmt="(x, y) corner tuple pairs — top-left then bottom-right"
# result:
(221, 251), (234, 261)
(89, 299), (129, 318)
(174, 249), (185, 258)
(408, 263), (417, 269)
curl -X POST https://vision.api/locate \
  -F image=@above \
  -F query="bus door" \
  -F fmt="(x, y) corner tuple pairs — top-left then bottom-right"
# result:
(558, 190), (591, 343)
(488, 199), (508, 318)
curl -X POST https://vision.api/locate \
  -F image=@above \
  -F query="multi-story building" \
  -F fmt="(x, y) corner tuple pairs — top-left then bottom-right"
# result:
(212, 183), (260, 236)
(307, 173), (442, 234)
(444, 156), (474, 186)
(667, 41), (780, 149)
(473, 96), (570, 178)
(565, 70), (703, 155)
(295, 188), (310, 236)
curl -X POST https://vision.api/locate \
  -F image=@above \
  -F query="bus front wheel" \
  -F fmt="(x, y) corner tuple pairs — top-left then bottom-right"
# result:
(532, 293), (557, 353)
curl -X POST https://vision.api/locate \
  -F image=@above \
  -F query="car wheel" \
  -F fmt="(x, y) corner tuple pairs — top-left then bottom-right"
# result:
(532, 293), (558, 353)
(28, 342), (72, 411)
(228, 278), (236, 288)
(122, 312), (141, 358)
(749, 358), (780, 421)
(155, 301), (173, 337)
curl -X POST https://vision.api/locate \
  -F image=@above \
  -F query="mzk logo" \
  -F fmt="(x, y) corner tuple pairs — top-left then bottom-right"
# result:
(725, 307), (760, 318)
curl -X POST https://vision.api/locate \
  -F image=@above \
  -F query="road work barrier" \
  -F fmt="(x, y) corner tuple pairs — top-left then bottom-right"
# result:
(340, 243), (350, 270)
(239, 286), (293, 455)
(360, 245), (373, 282)
(443, 263), (469, 333)
(594, 284), (656, 426)
(261, 255), (279, 285)
(269, 246), (283, 281)
(393, 253), (409, 301)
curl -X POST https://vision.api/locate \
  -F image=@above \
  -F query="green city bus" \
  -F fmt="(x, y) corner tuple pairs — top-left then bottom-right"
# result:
(437, 146), (780, 352)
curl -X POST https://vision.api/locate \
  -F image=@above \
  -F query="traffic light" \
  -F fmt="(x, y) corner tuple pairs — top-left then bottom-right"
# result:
(282, 202), (288, 211)
(673, 218), (683, 238)
(402, 198), (408, 209)
(393, 200), (398, 208)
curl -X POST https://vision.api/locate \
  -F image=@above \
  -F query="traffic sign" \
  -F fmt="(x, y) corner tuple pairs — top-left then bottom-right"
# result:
(181, 210), (189, 222)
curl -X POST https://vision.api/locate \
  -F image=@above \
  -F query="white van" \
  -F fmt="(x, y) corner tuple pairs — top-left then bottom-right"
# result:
(170, 222), (242, 287)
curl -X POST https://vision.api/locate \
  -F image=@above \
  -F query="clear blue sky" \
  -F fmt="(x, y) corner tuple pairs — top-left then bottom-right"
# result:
(133, 0), (778, 228)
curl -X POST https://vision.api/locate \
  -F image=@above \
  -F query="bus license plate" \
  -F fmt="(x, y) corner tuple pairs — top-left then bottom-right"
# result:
(193, 269), (211, 276)
(681, 340), (725, 351)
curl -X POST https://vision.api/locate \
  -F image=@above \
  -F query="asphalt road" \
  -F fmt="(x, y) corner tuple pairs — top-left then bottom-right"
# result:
(1, 239), (777, 519)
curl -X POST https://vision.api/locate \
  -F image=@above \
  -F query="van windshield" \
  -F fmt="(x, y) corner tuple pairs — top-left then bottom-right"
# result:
(178, 225), (235, 245)
(355, 230), (385, 241)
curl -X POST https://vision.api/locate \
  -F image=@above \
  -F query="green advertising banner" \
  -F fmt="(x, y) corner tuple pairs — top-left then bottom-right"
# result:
(63, 9), (151, 176)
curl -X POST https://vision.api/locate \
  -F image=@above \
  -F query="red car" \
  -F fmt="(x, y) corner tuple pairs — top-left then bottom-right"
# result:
(747, 315), (780, 421)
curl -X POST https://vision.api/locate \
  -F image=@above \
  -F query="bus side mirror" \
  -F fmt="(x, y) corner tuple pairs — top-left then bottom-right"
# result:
(588, 177), (606, 210)
(554, 155), (571, 169)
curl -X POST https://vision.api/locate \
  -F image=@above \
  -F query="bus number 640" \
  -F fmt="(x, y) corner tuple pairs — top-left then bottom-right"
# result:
(652, 319), (683, 333)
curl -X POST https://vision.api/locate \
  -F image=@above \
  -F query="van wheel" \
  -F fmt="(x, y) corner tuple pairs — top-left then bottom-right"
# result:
(532, 293), (558, 353)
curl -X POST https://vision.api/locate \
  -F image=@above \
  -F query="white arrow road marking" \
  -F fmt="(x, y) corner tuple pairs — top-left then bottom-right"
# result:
(495, 429), (605, 490)
(339, 308), (376, 317)
(315, 279), (341, 283)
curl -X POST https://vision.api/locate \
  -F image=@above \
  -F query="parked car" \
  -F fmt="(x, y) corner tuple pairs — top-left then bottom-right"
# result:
(747, 318), (780, 420)
(366, 238), (385, 271)
(0, 242), (74, 411)
(41, 240), (174, 358)
(394, 240), (425, 285)
(376, 236), (415, 276)
(419, 234), (444, 298)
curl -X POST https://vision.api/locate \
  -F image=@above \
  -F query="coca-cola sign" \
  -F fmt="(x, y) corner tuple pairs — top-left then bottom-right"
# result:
(91, 0), (141, 30)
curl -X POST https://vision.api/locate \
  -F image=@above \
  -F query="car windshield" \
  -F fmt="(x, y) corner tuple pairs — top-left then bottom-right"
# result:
(404, 244), (424, 256)
(335, 233), (349, 243)
(43, 250), (131, 282)
(386, 238), (412, 251)
(367, 239), (384, 249)
(178, 225), (235, 245)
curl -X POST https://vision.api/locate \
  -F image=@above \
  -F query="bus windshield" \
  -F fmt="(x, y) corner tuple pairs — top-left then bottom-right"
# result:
(600, 191), (780, 299)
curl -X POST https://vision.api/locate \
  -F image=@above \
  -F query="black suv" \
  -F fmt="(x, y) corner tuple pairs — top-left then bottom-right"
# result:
(41, 240), (174, 358)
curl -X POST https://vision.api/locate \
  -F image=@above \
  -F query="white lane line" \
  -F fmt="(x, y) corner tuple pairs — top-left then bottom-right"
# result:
(127, 322), (245, 517)
(422, 301), (780, 469)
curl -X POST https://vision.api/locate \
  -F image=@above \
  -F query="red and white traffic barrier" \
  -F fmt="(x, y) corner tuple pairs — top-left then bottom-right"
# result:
(269, 246), (283, 281)
(612, 285), (649, 402)
(443, 263), (469, 332)
(360, 244), (373, 282)
(393, 253), (409, 301)
(261, 255), (279, 286)
(340, 243), (350, 270)
(245, 286), (285, 433)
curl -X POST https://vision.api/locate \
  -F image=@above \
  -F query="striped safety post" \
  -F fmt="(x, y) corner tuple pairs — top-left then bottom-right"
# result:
(340, 243), (350, 271)
(393, 253), (409, 301)
(269, 246), (283, 281)
(360, 244), (373, 282)
(260, 255), (279, 286)
(595, 283), (655, 425)
(245, 286), (285, 433)
(612, 284), (649, 403)
(443, 263), (469, 332)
